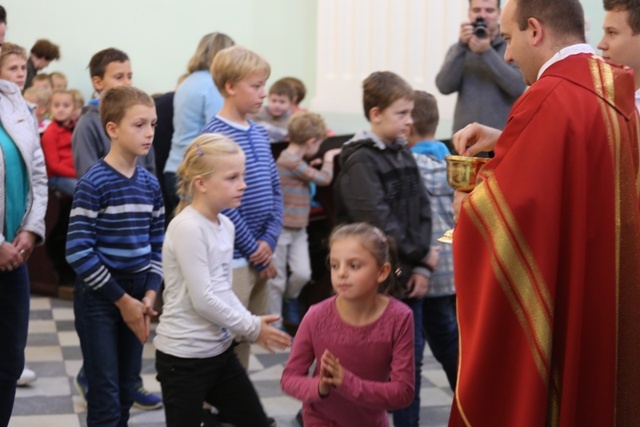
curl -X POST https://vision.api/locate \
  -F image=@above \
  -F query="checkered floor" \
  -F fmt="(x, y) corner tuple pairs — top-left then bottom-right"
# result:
(11, 296), (454, 426)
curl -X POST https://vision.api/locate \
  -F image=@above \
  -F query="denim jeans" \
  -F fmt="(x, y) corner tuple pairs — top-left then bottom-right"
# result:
(392, 297), (425, 427)
(423, 295), (459, 391)
(0, 264), (30, 427)
(74, 272), (147, 427)
(156, 346), (270, 427)
(48, 176), (78, 197)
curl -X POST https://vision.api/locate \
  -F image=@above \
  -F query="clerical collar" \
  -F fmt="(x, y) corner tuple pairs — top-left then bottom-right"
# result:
(537, 43), (595, 81)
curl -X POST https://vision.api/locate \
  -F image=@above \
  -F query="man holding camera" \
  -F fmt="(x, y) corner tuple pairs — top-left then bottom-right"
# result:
(436, 0), (526, 137)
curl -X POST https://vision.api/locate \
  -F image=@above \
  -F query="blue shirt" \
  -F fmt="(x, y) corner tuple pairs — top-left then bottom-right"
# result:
(201, 116), (283, 269)
(164, 70), (224, 174)
(0, 123), (28, 242)
(66, 161), (165, 302)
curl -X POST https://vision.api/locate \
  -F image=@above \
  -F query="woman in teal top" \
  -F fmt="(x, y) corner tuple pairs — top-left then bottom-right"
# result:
(0, 6), (49, 424)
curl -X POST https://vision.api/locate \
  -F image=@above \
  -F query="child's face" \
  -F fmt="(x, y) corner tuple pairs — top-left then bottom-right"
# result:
(93, 60), (132, 94)
(267, 93), (292, 118)
(372, 97), (414, 143)
(32, 78), (53, 92)
(228, 71), (268, 115)
(50, 93), (74, 123)
(196, 153), (247, 212)
(34, 103), (48, 123)
(106, 104), (156, 158)
(52, 76), (67, 91)
(329, 238), (389, 301)
(0, 54), (27, 90)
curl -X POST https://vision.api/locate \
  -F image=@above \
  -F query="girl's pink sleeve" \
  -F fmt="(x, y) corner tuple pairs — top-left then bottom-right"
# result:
(334, 310), (415, 410)
(280, 308), (325, 403)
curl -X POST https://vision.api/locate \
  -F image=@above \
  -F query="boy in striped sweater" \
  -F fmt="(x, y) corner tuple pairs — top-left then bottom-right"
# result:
(201, 46), (284, 370)
(66, 86), (164, 426)
(268, 112), (340, 329)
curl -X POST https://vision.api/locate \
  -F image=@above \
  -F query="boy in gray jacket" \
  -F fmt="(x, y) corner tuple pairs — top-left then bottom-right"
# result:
(72, 48), (155, 177)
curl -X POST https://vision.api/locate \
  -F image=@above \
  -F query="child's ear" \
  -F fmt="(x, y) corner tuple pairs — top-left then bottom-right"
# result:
(225, 81), (236, 97)
(193, 176), (206, 193)
(105, 121), (117, 139)
(369, 106), (381, 123)
(406, 124), (415, 137)
(91, 75), (104, 93)
(377, 262), (391, 284)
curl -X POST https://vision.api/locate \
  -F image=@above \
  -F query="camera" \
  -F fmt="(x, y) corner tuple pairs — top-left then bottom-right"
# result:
(472, 16), (488, 39)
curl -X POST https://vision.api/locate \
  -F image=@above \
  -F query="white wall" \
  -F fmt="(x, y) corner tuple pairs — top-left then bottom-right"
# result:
(2, 0), (607, 138)
(2, 0), (318, 102)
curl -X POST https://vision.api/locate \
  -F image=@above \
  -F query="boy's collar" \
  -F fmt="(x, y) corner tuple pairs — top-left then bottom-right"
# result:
(350, 129), (407, 150)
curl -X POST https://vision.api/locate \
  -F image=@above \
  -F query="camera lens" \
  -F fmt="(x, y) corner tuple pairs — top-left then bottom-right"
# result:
(472, 16), (488, 39)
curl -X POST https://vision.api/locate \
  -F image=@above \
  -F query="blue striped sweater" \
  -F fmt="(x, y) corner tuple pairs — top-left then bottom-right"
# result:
(201, 116), (283, 269)
(65, 161), (165, 302)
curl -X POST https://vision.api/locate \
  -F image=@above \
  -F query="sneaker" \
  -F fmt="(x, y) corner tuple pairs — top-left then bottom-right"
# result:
(17, 366), (37, 387)
(133, 386), (163, 410)
(74, 370), (89, 403)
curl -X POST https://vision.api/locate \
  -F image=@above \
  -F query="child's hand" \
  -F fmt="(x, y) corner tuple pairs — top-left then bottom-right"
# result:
(141, 290), (158, 339)
(256, 315), (292, 353)
(320, 349), (344, 389)
(323, 148), (341, 162)
(115, 294), (149, 344)
(259, 263), (277, 280)
(425, 245), (441, 270)
(249, 240), (273, 266)
(309, 158), (322, 167)
(406, 273), (429, 299)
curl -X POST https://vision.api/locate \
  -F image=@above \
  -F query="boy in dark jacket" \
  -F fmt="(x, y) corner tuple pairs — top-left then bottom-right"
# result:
(334, 71), (434, 427)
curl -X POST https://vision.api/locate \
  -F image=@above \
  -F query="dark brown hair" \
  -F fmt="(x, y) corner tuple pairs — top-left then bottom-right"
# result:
(514, 0), (585, 43)
(362, 71), (414, 121)
(30, 39), (60, 61)
(269, 78), (296, 101)
(89, 48), (129, 79)
(329, 223), (399, 295)
(604, 0), (640, 34)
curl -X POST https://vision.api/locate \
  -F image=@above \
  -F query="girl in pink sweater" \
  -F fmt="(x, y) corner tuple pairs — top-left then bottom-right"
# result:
(281, 223), (415, 426)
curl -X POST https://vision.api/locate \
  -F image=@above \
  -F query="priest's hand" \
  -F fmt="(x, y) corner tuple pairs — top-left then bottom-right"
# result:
(453, 122), (501, 156)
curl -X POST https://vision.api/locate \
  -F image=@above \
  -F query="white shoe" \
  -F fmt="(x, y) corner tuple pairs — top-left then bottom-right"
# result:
(17, 366), (37, 386)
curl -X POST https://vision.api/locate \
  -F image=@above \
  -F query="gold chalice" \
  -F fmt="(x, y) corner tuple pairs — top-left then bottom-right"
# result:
(437, 155), (490, 244)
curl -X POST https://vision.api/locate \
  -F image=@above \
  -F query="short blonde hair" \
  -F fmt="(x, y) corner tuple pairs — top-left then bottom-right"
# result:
(68, 89), (85, 109)
(100, 86), (154, 132)
(0, 42), (27, 68)
(288, 112), (327, 145)
(211, 46), (270, 97)
(175, 133), (245, 215)
(187, 32), (234, 74)
(23, 85), (52, 106)
(50, 89), (74, 103)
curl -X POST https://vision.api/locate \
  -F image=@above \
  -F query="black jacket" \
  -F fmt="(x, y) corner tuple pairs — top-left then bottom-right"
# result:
(334, 132), (432, 292)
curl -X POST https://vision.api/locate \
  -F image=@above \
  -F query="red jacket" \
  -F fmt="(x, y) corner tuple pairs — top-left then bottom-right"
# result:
(41, 120), (76, 178)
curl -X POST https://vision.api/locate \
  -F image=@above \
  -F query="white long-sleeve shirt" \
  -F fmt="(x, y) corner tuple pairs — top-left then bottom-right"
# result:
(154, 206), (261, 358)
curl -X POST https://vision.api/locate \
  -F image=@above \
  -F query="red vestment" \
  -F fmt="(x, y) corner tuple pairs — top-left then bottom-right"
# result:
(450, 53), (640, 426)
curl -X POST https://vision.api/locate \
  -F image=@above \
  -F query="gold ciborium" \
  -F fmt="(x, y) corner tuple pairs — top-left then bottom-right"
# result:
(437, 155), (490, 244)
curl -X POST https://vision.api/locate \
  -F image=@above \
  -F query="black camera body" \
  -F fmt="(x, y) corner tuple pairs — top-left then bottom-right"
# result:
(472, 16), (488, 39)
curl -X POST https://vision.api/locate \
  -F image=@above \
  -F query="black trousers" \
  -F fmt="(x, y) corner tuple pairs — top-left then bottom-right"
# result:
(156, 346), (270, 427)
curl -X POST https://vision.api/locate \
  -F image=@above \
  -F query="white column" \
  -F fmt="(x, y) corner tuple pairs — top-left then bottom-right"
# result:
(311, 0), (469, 122)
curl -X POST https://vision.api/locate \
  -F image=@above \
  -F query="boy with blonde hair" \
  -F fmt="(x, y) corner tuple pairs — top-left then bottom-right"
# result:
(201, 46), (284, 370)
(66, 86), (164, 426)
(269, 112), (340, 329)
